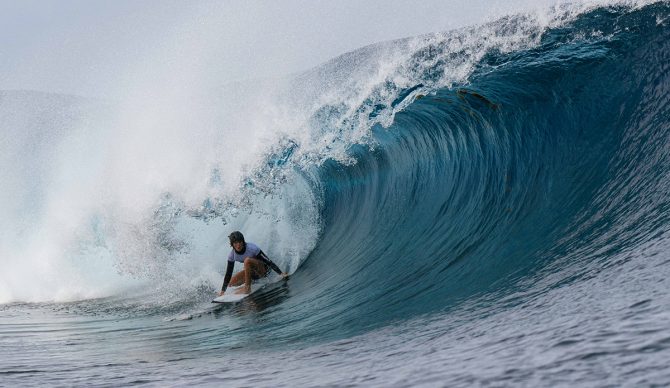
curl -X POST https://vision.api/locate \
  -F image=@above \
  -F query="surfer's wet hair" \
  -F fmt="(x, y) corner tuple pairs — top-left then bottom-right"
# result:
(228, 231), (245, 245)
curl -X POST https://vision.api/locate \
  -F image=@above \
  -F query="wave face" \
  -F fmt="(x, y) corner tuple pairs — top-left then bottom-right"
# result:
(2, 2), (670, 386)
(289, 1), (670, 340)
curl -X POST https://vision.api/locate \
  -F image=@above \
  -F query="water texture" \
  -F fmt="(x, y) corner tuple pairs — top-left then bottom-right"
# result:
(1, 2), (670, 386)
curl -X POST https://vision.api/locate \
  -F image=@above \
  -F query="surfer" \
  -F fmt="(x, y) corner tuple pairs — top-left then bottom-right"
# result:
(217, 231), (288, 296)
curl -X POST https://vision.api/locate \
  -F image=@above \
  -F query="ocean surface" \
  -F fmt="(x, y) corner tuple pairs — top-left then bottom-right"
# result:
(2, 1), (670, 386)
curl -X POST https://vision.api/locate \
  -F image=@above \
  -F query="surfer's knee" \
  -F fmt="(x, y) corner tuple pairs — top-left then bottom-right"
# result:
(243, 257), (254, 268)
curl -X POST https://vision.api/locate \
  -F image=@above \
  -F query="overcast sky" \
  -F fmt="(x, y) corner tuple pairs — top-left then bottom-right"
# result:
(0, 0), (565, 99)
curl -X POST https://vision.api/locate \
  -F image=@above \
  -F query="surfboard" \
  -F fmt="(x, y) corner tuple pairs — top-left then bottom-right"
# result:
(211, 283), (264, 303)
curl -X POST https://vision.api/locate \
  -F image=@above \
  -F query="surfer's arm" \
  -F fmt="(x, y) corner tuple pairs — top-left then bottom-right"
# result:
(257, 250), (284, 276)
(220, 261), (235, 293)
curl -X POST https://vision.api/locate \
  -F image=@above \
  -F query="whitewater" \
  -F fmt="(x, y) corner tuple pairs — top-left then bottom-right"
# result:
(2, 0), (670, 386)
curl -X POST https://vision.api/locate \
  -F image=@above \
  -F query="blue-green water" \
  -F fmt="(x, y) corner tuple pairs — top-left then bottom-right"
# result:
(2, 2), (670, 386)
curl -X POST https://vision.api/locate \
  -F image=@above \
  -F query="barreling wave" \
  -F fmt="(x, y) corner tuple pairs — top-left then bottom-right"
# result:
(265, 1), (670, 342)
(1, 1), (669, 345)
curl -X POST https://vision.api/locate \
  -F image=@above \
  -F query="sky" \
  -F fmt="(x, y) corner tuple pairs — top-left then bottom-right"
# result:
(0, 0), (564, 99)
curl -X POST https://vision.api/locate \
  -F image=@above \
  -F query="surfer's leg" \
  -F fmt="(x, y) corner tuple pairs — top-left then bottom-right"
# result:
(228, 271), (245, 287)
(242, 258), (268, 293)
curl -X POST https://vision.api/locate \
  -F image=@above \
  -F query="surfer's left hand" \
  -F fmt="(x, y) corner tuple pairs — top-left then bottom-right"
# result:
(281, 272), (289, 279)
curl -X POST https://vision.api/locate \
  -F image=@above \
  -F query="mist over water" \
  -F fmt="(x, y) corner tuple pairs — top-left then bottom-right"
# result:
(0, 85), (321, 303)
(2, 1), (670, 386)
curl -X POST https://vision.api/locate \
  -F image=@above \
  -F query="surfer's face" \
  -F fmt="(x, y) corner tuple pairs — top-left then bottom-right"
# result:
(232, 241), (244, 252)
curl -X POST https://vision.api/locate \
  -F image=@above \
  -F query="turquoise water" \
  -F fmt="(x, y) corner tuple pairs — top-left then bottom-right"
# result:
(2, 2), (670, 386)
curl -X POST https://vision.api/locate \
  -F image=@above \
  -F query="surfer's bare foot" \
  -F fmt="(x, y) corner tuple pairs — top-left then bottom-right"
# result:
(234, 286), (251, 294)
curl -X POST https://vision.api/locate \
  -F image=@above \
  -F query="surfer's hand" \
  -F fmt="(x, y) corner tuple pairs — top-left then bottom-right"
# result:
(281, 272), (289, 279)
(217, 291), (225, 297)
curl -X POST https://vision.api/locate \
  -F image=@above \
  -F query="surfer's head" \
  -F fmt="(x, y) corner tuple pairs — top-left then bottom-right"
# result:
(229, 231), (246, 252)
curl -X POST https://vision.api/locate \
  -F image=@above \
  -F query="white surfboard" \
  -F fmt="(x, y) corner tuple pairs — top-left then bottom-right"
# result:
(211, 283), (264, 303)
